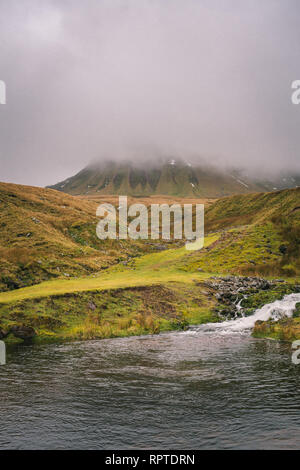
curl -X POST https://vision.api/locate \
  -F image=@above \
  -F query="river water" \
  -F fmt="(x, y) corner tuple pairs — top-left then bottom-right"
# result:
(1, 294), (300, 449)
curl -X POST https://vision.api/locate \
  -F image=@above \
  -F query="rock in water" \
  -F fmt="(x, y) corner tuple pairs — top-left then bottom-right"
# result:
(11, 325), (36, 340)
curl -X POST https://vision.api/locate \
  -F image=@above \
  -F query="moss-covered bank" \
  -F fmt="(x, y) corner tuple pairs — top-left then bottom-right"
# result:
(0, 282), (218, 344)
(253, 302), (300, 342)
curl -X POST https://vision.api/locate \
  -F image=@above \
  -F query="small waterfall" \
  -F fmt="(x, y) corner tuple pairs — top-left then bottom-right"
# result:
(191, 293), (300, 336)
(235, 296), (246, 316)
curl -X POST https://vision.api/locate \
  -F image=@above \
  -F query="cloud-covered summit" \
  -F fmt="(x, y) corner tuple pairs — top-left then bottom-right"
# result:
(0, 0), (300, 186)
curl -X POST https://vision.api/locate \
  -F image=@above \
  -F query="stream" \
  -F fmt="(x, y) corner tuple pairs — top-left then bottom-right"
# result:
(0, 294), (300, 449)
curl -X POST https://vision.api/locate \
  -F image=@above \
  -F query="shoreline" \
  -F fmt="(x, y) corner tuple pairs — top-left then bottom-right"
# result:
(2, 281), (299, 347)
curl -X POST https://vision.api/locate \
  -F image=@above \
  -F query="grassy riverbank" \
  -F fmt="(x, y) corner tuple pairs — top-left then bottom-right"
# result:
(253, 318), (300, 342)
(0, 234), (220, 343)
(1, 283), (219, 344)
(1, 183), (300, 344)
(253, 302), (300, 342)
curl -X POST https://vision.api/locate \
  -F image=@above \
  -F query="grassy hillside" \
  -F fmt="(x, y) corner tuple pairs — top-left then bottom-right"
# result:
(199, 187), (300, 277)
(0, 182), (179, 293)
(205, 187), (300, 230)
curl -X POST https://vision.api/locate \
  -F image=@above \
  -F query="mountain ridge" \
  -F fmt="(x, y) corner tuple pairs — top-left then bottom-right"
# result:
(48, 159), (300, 198)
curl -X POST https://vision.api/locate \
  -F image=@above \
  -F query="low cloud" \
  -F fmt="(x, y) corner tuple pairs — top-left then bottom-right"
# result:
(0, 0), (300, 186)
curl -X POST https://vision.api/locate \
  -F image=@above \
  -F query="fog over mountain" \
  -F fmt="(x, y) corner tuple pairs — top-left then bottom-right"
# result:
(0, 0), (300, 187)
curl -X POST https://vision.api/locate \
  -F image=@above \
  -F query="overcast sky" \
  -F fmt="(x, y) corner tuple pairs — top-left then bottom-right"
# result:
(0, 0), (300, 186)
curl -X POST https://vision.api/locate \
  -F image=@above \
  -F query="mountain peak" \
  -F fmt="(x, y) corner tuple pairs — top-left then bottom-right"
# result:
(48, 160), (300, 198)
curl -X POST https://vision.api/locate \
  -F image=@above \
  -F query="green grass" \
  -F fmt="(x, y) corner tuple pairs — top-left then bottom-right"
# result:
(205, 186), (300, 231)
(252, 299), (300, 342)
(0, 282), (218, 344)
(0, 234), (219, 305)
(253, 318), (300, 342)
(180, 223), (285, 276)
(0, 234), (220, 343)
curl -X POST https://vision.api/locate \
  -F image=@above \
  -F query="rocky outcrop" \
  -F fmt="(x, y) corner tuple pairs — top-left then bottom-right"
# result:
(206, 276), (275, 320)
(209, 276), (272, 296)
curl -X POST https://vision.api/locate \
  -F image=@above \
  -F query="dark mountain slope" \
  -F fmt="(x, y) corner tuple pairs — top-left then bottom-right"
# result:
(49, 159), (288, 197)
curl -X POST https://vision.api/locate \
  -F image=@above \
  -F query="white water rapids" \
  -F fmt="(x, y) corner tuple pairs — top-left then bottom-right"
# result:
(191, 293), (300, 335)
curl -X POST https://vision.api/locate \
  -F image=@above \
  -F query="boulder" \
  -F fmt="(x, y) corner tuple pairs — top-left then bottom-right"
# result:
(88, 301), (96, 311)
(11, 325), (36, 340)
